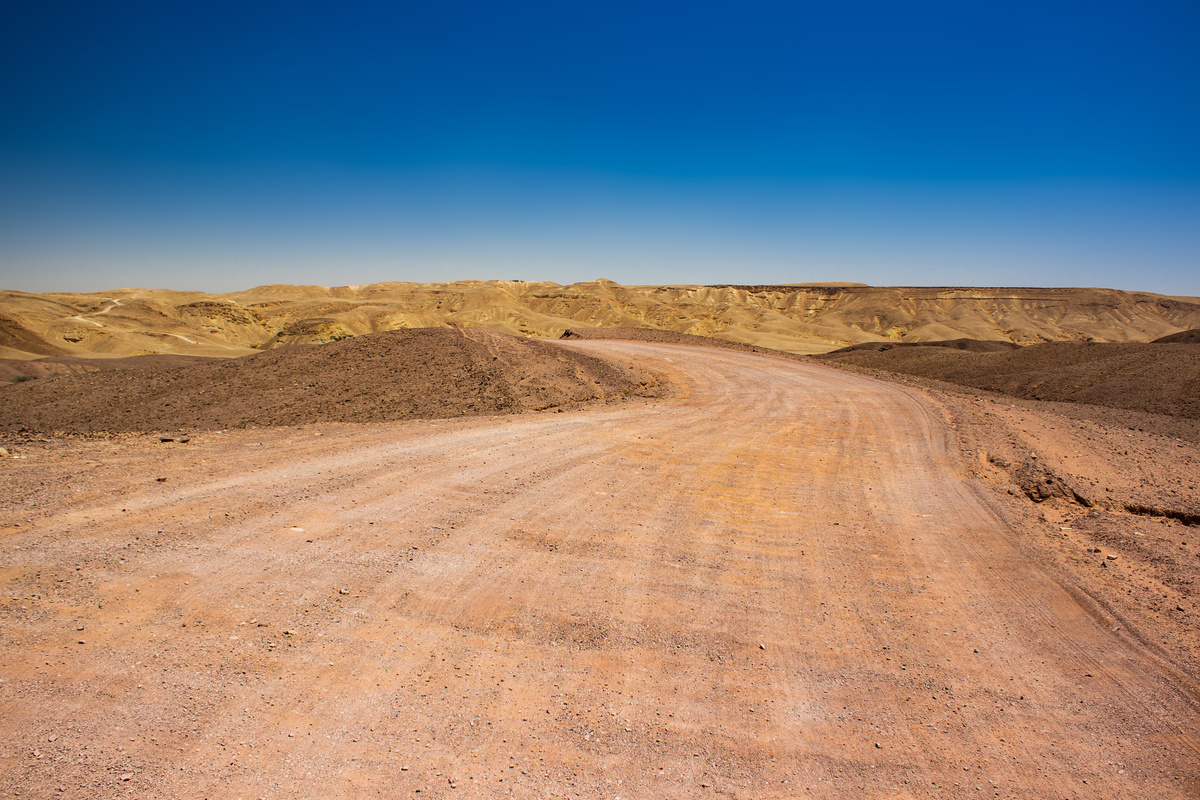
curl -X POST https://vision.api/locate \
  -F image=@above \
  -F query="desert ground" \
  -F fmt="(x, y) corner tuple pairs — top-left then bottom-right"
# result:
(2, 320), (1199, 799)
(5, 281), (1200, 362)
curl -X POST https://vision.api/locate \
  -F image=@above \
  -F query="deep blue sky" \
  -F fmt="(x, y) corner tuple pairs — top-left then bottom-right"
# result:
(2, 0), (1198, 293)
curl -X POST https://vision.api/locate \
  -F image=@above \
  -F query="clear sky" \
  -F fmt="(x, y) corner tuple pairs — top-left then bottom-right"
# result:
(2, 0), (1198, 294)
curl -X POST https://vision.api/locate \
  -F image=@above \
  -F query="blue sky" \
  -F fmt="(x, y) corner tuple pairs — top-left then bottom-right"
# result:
(2, 0), (1198, 293)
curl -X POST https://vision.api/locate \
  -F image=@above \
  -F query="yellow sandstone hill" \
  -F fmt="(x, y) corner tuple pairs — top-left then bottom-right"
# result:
(2, 280), (1199, 360)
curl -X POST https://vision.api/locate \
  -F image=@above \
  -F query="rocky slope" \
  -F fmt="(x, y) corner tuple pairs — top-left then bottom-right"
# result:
(2, 281), (1198, 361)
(0, 328), (662, 434)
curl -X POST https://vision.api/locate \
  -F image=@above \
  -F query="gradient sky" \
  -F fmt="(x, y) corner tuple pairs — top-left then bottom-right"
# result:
(2, 0), (1198, 294)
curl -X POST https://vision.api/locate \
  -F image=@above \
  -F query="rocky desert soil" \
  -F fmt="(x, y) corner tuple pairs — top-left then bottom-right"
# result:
(819, 340), (1200, 420)
(0, 329), (662, 435)
(2, 340), (1197, 799)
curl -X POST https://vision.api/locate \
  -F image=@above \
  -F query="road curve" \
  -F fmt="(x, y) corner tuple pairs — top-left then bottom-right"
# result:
(1, 341), (1197, 799)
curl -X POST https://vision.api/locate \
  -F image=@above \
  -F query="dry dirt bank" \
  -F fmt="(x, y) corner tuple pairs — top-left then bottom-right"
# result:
(0, 329), (663, 435)
(1, 342), (1197, 799)
(817, 341), (1200, 420)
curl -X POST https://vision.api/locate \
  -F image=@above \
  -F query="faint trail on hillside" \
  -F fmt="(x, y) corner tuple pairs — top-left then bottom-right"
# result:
(65, 297), (123, 327)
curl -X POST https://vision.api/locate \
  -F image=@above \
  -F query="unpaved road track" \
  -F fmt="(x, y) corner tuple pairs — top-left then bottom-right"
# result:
(2, 342), (1197, 799)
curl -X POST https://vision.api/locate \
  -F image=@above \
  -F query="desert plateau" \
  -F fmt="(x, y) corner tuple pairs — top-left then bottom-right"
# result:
(2, 281), (1199, 799)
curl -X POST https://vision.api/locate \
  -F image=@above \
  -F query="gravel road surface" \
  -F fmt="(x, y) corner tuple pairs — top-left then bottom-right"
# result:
(2, 341), (1196, 799)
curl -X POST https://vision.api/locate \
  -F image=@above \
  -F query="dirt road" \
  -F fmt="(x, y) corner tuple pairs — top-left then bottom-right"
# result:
(2, 342), (1197, 798)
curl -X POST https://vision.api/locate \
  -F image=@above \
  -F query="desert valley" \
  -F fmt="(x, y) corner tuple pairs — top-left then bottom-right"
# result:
(2, 280), (1199, 799)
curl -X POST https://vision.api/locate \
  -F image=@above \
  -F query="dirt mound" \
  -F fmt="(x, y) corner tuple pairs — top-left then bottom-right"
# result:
(0, 328), (662, 434)
(1154, 328), (1200, 343)
(818, 341), (1200, 419)
(0, 354), (219, 384)
(828, 338), (1022, 354)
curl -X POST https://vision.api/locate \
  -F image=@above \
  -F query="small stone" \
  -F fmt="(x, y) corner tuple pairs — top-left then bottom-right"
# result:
(339, 588), (350, 595)
(156, 477), (167, 482)
(120, 773), (132, 781)
(874, 742), (881, 748)
(759, 644), (765, 650)
(77, 640), (85, 645)
(1106, 554), (1118, 560)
